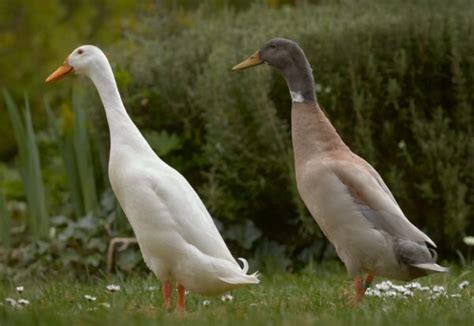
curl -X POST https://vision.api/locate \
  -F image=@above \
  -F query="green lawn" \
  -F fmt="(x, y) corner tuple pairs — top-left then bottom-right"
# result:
(0, 263), (472, 326)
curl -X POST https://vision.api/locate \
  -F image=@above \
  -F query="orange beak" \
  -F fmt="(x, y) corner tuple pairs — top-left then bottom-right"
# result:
(45, 58), (74, 83)
(232, 51), (263, 71)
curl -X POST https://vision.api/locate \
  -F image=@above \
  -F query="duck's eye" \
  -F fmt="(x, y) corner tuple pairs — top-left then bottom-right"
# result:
(77, 49), (84, 55)
(271, 44), (276, 49)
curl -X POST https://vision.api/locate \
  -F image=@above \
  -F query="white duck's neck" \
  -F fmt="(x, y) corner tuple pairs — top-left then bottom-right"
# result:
(87, 59), (155, 158)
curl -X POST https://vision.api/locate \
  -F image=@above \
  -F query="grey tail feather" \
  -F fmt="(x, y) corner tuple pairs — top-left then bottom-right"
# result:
(411, 263), (449, 273)
(428, 248), (438, 262)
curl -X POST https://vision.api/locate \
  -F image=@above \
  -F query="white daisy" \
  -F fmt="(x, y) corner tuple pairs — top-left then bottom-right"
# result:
(375, 281), (392, 291)
(5, 298), (16, 306)
(106, 284), (121, 292)
(463, 236), (474, 246)
(84, 295), (97, 301)
(432, 286), (446, 293)
(99, 302), (111, 308)
(221, 293), (234, 302)
(391, 284), (407, 292)
(365, 288), (382, 297)
(458, 280), (470, 289)
(385, 291), (398, 297)
(405, 282), (422, 290)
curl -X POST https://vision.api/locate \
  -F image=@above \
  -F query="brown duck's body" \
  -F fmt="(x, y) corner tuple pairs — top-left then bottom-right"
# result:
(233, 38), (447, 303)
(291, 102), (442, 281)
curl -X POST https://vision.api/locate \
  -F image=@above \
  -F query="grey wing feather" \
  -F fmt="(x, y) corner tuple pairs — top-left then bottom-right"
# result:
(334, 161), (436, 247)
(356, 205), (406, 237)
(393, 238), (433, 265)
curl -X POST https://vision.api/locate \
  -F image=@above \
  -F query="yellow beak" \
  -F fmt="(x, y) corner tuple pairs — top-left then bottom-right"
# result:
(45, 58), (74, 83)
(232, 51), (263, 71)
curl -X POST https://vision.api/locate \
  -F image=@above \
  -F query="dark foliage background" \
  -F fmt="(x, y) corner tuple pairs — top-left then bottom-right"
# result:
(0, 0), (472, 280)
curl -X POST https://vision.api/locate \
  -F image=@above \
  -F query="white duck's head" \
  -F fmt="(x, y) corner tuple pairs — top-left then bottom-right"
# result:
(46, 45), (108, 83)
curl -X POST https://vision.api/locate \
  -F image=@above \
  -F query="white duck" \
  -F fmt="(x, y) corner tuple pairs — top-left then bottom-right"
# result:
(46, 45), (259, 312)
(233, 38), (447, 304)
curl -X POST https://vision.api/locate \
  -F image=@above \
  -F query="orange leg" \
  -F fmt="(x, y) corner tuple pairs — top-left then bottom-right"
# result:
(352, 276), (365, 305)
(177, 283), (186, 313)
(364, 273), (374, 290)
(162, 280), (172, 311)
(352, 273), (375, 306)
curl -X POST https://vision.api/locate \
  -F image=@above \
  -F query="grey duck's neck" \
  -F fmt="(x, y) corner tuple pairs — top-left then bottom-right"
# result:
(280, 56), (316, 104)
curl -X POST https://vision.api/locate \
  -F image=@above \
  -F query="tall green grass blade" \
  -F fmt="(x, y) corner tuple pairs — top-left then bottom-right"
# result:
(45, 100), (84, 218)
(45, 89), (99, 218)
(3, 90), (49, 238)
(3, 90), (38, 235)
(23, 95), (49, 236)
(0, 191), (12, 248)
(3, 90), (27, 163)
(72, 88), (98, 214)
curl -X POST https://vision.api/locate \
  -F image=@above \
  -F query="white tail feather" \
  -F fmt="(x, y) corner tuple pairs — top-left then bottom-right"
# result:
(217, 258), (260, 285)
(412, 263), (449, 273)
(218, 272), (260, 285)
(238, 257), (249, 273)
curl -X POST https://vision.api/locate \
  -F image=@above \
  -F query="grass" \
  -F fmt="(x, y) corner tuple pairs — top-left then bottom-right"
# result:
(3, 91), (49, 239)
(0, 263), (472, 325)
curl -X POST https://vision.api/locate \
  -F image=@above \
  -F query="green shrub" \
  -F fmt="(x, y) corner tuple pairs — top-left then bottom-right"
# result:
(1, 0), (473, 277)
(116, 0), (473, 267)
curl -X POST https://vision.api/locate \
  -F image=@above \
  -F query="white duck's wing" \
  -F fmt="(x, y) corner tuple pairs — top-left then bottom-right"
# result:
(330, 153), (436, 247)
(152, 167), (239, 265)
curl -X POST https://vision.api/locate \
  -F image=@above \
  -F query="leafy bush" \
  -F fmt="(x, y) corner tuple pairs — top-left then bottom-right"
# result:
(116, 0), (473, 265)
(0, 190), (142, 282)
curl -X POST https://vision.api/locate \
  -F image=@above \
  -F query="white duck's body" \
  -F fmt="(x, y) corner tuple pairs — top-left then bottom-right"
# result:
(47, 46), (258, 307)
(107, 122), (256, 294)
